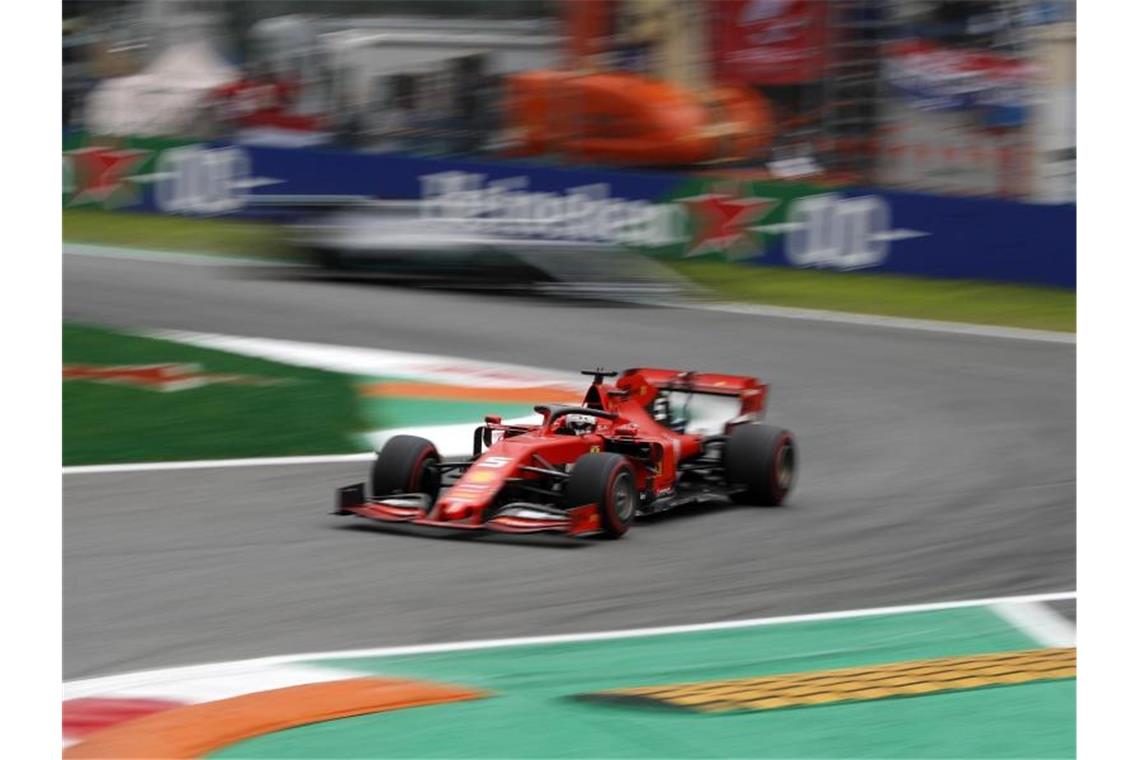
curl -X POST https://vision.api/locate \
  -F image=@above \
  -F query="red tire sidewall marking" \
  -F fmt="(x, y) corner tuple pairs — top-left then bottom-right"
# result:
(407, 448), (437, 492)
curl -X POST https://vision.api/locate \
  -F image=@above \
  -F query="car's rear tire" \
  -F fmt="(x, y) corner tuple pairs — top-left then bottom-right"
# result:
(562, 453), (638, 539)
(370, 435), (441, 502)
(724, 423), (796, 506)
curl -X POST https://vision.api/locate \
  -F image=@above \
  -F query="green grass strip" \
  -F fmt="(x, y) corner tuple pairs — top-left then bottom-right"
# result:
(673, 260), (1075, 332)
(64, 323), (365, 465)
(63, 208), (296, 260)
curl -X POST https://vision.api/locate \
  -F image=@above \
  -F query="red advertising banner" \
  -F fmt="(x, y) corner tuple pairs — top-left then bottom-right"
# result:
(564, 0), (615, 68)
(712, 0), (827, 85)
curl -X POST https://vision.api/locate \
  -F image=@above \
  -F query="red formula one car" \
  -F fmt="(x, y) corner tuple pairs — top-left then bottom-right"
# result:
(334, 368), (796, 539)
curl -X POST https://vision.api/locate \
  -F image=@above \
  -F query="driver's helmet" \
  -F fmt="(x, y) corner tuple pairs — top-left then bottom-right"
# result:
(651, 395), (671, 425)
(562, 413), (596, 435)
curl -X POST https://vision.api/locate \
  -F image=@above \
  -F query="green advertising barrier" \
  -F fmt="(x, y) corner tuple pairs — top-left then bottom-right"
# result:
(63, 133), (202, 210)
(648, 175), (833, 261)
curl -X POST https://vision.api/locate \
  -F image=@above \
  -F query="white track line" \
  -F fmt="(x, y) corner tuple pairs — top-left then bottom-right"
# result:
(146, 330), (581, 388)
(63, 452), (373, 475)
(64, 663), (361, 704)
(676, 301), (1076, 345)
(65, 590), (1075, 694)
(991, 600), (1077, 647)
(366, 416), (538, 459)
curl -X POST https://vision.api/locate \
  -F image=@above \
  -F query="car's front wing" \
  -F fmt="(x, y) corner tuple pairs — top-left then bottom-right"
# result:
(333, 484), (603, 537)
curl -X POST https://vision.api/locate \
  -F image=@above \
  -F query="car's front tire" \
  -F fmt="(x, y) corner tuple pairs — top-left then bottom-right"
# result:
(562, 452), (638, 539)
(370, 435), (441, 503)
(724, 423), (796, 506)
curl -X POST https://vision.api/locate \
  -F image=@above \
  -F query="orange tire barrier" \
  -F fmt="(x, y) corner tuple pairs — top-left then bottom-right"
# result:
(64, 677), (490, 759)
(504, 70), (774, 166)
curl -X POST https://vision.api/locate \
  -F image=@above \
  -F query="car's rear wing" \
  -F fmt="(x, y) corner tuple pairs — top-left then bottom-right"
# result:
(618, 368), (767, 415)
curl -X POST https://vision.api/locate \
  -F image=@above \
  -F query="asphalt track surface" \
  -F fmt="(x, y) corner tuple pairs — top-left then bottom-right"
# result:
(63, 255), (1075, 679)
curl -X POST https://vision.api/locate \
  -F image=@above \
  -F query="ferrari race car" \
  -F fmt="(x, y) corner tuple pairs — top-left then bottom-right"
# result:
(334, 368), (797, 539)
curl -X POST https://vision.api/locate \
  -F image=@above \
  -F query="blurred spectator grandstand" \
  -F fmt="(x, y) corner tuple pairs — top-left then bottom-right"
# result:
(64, 0), (1075, 202)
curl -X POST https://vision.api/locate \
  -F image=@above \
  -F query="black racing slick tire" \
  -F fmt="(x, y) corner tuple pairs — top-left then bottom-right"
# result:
(562, 453), (638, 539)
(370, 435), (441, 502)
(724, 423), (796, 506)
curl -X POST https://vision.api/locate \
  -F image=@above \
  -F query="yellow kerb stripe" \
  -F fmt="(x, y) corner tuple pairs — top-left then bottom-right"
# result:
(586, 647), (1075, 713)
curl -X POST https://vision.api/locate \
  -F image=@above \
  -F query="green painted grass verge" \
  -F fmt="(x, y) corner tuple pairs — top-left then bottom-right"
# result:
(212, 607), (1073, 759)
(63, 323), (365, 465)
(63, 208), (299, 261)
(674, 260), (1075, 333)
